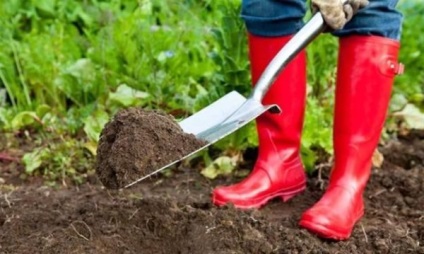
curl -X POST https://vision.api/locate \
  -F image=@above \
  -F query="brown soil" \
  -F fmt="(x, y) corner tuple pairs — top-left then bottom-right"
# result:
(1, 130), (423, 253)
(96, 107), (207, 189)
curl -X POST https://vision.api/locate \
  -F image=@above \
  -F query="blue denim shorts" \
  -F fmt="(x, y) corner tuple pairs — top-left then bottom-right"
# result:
(242, 0), (403, 40)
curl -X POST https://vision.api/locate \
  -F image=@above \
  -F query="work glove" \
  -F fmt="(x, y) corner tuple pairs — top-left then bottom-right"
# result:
(311, 0), (369, 30)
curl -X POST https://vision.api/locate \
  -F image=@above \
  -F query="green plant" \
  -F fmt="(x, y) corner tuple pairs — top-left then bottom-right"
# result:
(22, 134), (93, 185)
(395, 2), (424, 109)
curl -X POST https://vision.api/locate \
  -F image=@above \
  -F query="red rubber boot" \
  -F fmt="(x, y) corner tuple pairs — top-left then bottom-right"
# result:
(212, 34), (307, 209)
(299, 35), (403, 240)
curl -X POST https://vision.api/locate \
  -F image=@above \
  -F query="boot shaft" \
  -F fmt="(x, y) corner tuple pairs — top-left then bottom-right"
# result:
(299, 36), (402, 240)
(248, 34), (307, 163)
(332, 35), (402, 186)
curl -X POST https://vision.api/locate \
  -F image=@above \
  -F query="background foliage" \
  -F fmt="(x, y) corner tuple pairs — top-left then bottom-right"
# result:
(0, 0), (423, 183)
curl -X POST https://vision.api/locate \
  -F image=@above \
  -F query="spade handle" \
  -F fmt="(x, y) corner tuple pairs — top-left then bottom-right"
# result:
(251, 12), (326, 102)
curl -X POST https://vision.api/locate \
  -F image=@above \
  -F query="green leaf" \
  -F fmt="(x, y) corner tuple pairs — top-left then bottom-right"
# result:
(83, 109), (110, 142)
(34, 0), (56, 18)
(11, 111), (39, 130)
(65, 58), (94, 80)
(410, 93), (424, 108)
(201, 155), (238, 179)
(393, 104), (424, 129)
(108, 84), (150, 107)
(84, 140), (98, 156)
(22, 147), (49, 174)
(36, 104), (51, 118)
(139, 0), (153, 16)
(390, 93), (408, 112)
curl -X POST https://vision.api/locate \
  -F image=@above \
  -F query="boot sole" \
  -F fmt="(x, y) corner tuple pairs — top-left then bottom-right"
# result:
(299, 220), (350, 240)
(212, 183), (306, 209)
(299, 210), (364, 240)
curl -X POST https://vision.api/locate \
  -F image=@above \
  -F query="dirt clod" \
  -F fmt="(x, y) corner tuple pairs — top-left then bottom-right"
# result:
(96, 108), (207, 189)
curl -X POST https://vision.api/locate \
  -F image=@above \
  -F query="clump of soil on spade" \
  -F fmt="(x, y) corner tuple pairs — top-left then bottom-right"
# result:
(96, 107), (207, 189)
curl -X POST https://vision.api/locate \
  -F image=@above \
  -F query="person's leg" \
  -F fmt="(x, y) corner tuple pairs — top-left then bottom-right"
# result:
(212, 0), (308, 209)
(333, 0), (402, 40)
(242, 0), (307, 37)
(300, 0), (403, 240)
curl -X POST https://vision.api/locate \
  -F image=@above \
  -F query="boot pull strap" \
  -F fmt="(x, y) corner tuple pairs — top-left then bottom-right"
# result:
(383, 57), (404, 76)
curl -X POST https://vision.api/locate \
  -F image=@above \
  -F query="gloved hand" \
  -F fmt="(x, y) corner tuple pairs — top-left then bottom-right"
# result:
(312, 0), (369, 30)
